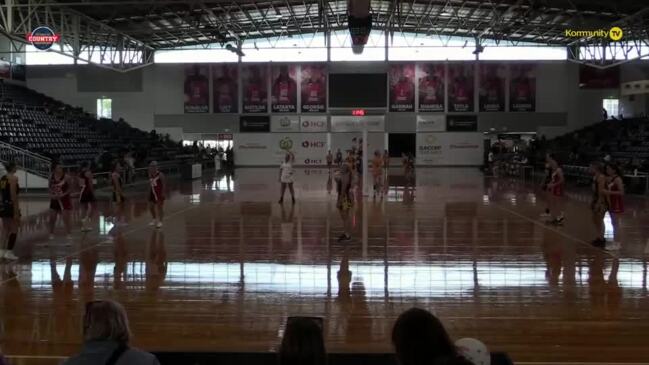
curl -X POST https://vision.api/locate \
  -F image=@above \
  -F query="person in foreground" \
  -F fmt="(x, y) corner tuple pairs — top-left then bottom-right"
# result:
(63, 300), (159, 365)
(279, 317), (326, 365)
(392, 308), (473, 365)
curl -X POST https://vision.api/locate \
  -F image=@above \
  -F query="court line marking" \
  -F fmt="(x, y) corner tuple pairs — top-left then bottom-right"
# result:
(0, 203), (203, 287)
(493, 202), (617, 259)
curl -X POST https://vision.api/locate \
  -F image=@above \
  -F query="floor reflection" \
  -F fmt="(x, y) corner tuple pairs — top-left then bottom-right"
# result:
(1, 168), (649, 363)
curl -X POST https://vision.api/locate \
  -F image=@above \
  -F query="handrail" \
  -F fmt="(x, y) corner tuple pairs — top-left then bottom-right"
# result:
(0, 140), (51, 163)
(0, 140), (52, 178)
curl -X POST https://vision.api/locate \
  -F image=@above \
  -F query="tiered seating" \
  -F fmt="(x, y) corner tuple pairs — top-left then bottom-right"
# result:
(0, 81), (182, 168)
(544, 117), (649, 172)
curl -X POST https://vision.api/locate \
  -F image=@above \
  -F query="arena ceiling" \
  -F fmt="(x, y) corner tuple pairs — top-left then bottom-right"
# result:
(1, 0), (648, 70)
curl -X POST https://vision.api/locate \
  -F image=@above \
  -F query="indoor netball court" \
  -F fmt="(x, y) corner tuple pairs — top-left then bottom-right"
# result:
(1, 1), (649, 365)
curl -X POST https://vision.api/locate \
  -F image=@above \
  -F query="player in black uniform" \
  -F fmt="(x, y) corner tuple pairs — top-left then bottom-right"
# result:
(0, 162), (20, 261)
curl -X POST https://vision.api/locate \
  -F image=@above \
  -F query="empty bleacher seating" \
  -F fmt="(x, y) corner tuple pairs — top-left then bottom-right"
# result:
(0, 81), (182, 169)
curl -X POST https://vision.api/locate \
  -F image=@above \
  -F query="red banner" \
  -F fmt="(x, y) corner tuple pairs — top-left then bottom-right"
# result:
(242, 64), (269, 113)
(271, 64), (298, 113)
(212, 64), (238, 113)
(479, 63), (506, 112)
(417, 64), (445, 112)
(300, 64), (327, 113)
(389, 63), (415, 112)
(184, 64), (209, 113)
(509, 64), (536, 112)
(448, 63), (475, 112)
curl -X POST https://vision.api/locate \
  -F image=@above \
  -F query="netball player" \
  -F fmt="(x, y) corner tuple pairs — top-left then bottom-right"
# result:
(112, 162), (127, 226)
(589, 162), (608, 248)
(48, 163), (73, 242)
(278, 151), (296, 205)
(148, 161), (165, 228)
(0, 162), (19, 260)
(604, 163), (624, 249)
(371, 150), (384, 198)
(545, 156), (565, 225)
(336, 164), (353, 242)
(335, 149), (343, 167)
(326, 150), (334, 170)
(78, 162), (96, 232)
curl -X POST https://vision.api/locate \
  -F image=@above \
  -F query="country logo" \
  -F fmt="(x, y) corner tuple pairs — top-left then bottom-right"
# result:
(27, 26), (60, 50)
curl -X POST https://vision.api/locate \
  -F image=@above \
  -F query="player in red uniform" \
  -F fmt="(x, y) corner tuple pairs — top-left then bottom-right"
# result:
(78, 162), (96, 232)
(605, 164), (624, 214)
(604, 163), (625, 249)
(148, 161), (166, 229)
(48, 163), (72, 242)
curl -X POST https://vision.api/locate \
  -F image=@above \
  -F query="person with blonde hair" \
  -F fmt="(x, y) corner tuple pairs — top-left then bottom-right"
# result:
(63, 300), (159, 365)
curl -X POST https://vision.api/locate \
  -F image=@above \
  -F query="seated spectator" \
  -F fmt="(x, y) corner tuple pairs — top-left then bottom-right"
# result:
(392, 308), (472, 365)
(456, 338), (490, 365)
(63, 300), (160, 365)
(279, 317), (326, 365)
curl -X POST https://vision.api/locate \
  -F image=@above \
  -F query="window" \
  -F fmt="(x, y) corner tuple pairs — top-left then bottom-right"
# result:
(97, 98), (112, 120)
(602, 98), (619, 119)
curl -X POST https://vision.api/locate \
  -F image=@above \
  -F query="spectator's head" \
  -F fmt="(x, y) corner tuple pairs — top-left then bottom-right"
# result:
(113, 162), (123, 173)
(606, 163), (621, 176)
(279, 317), (326, 365)
(148, 161), (159, 175)
(52, 163), (63, 176)
(83, 300), (131, 344)
(455, 338), (490, 365)
(4, 161), (16, 174)
(589, 161), (605, 176)
(392, 308), (457, 365)
(375, 150), (381, 157)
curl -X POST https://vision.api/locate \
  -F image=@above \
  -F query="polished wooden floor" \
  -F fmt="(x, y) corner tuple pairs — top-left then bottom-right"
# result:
(2, 167), (649, 364)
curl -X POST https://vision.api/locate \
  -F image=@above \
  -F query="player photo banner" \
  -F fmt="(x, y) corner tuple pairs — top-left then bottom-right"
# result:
(389, 63), (415, 112)
(242, 64), (269, 113)
(417, 63), (445, 112)
(212, 64), (238, 113)
(300, 64), (327, 113)
(184, 64), (209, 113)
(479, 63), (506, 112)
(271, 64), (298, 113)
(448, 63), (475, 112)
(509, 64), (536, 112)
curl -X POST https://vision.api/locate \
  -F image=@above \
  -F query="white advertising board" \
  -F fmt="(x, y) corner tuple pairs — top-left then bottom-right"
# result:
(416, 132), (484, 166)
(416, 114), (446, 132)
(271, 115), (300, 132)
(330, 115), (385, 132)
(299, 115), (328, 132)
(235, 133), (328, 166)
